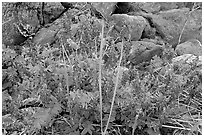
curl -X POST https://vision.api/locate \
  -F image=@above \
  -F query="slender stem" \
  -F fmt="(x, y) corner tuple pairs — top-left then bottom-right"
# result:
(178, 3), (200, 45)
(162, 124), (191, 131)
(103, 39), (124, 135)
(61, 43), (72, 110)
(132, 114), (139, 135)
(99, 19), (105, 135)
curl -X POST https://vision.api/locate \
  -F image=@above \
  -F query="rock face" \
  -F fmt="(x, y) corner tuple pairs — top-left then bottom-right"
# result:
(32, 27), (59, 46)
(43, 2), (65, 24)
(135, 2), (195, 13)
(112, 2), (132, 14)
(2, 19), (29, 46)
(145, 8), (202, 48)
(110, 14), (155, 41)
(60, 2), (74, 9)
(175, 39), (202, 56)
(127, 41), (163, 65)
(91, 2), (117, 19)
(2, 6), (40, 47)
(2, 2), (64, 47)
(32, 14), (70, 46)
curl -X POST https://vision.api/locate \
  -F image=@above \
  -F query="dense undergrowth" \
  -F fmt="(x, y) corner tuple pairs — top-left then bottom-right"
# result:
(2, 3), (202, 135)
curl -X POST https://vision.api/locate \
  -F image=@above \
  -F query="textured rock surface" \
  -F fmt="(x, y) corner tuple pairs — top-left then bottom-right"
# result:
(2, 2), (65, 47)
(60, 2), (74, 9)
(127, 41), (163, 65)
(175, 39), (202, 56)
(43, 2), (65, 24)
(32, 16), (69, 45)
(110, 14), (154, 41)
(145, 8), (202, 48)
(91, 2), (117, 19)
(112, 2), (132, 14)
(2, 4), (40, 47)
(2, 19), (29, 46)
(32, 28), (59, 46)
(136, 2), (194, 13)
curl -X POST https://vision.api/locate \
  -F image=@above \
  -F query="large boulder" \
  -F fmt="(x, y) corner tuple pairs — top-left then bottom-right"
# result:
(175, 39), (202, 56)
(32, 27), (59, 46)
(127, 41), (163, 65)
(143, 8), (202, 48)
(109, 14), (155, 41)
(112, 2), (133, 14)
(2, 2), (65, 47)
(60, 2), (75, 9)
(133, 2), (196, 13)
(43, 2), (65, 24)
(2, 19), (29, 46)
(2, 3), (40, 47)
(32, 14), (70, 46)
(139, 2), (174, 13)
(91, 2), (117, 19)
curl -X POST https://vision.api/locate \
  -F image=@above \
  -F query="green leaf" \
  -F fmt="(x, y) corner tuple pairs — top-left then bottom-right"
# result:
(103, 111), (116, 122)
(146, 127), (160, 135)
(33, 96), (61, 129)
(41, 48), (59, 57)
(33, 108), (51, 129)
(81, 121), (94, 135)
(67, 38), (80, 50)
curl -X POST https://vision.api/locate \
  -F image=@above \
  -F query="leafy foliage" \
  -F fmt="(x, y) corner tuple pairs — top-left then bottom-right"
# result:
(2, 2), (202, 135)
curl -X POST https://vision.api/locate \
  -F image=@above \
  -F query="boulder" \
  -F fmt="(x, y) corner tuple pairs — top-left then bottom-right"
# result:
(109, 14), (154, 41)
(144, 8), (202, 48)
(175, 39), (202, 56)
(32, 27), (59, 46)
(60, 2), (74, 9)
(2, 2), (65, 47)
(134, 2), (194, 13)
(42, 2), (66, 24)
(32, 14), (69, 46)
(112, 2), (133, 14)
(2, 3), (40, 47)
(2, 19), (29, 46)
(91, 2), (117, 19)
(15, 4), (40, 31)
(127, 41), (163, 65)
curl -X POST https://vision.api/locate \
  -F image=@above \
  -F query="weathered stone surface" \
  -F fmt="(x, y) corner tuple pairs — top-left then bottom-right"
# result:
(137, 2), (186, 13)
(2, 3), (40, 47)
(175, 39), (202, 56)
(110, 14), (154, 41)
(17, 6), (40, 32)
(145, 8), (202, 48)
(130, 2), (199, 13)
(32, 16), (67, 45)
(32, 28), (59, 45)
(128, 41), (163, 65)
(2, 3), (41, 36)
(2, 2), (75, 47)
(139, 2), (161, 13)
(112, 2), (133, 14)
(16, 2), (65, 26)
(2, 2), (65, 47)
(91, 2), (117, 19)
(43, 2), (65, 24)
(2, 19), (28, 46)
(60, 2), (74, 9)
